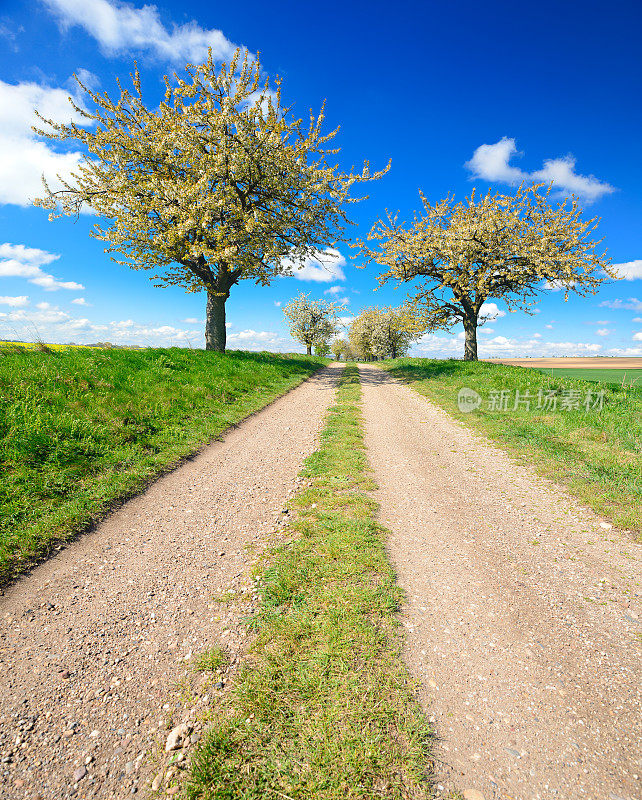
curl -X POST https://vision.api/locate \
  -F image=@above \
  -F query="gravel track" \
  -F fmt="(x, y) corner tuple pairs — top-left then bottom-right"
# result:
(358, 364), (641, 800)
(0, 364), (342, 800)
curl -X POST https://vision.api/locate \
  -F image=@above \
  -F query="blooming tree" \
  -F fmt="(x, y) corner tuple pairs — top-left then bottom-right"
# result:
(357, 184), (614, 360)
(349, 306), (417, 360)
(283, 293), (338, 355)
(370, 307), (418, 359)
(34, 49), (389, 351)
(348, 308), (378, 360)
(331, 338), (353, 361)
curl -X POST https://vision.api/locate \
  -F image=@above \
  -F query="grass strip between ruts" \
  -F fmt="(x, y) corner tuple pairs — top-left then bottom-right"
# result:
(187, 365), (434, 800)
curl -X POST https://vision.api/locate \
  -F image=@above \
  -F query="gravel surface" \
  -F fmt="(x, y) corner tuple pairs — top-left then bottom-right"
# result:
(0, 364), (342, 800)
(358, 364), (641, 800)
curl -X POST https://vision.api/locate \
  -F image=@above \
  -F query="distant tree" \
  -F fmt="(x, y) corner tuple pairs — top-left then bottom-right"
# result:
(370, 307), (418, 359)
(34, 50), (389, 351)
(331, 338), (353, 361)
(348, 308), (377, 361)
(357, 184), (614, 360)
(349, 306), (417, 360)
(283, 293), (338, 355)
(314, 341), (331, 357)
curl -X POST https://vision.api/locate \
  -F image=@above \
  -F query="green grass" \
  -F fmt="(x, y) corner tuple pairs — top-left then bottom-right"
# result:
(186, 366), (433, 800)
(0, 346), (326, 586)
(193, 646), (229, 674)
(381, 358), (642, 536)
(533, 367), (642, 389)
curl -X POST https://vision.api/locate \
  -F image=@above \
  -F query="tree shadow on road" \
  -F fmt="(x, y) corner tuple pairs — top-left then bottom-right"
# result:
(356, 358), (469, 386)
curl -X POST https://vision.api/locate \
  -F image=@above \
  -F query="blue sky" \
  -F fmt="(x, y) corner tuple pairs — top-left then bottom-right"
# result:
(0, 0), (641, 356)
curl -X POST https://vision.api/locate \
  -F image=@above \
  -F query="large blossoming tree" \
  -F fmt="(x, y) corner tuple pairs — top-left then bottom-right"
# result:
(357, 184), (614, 360)
(34, 50), (388, 351)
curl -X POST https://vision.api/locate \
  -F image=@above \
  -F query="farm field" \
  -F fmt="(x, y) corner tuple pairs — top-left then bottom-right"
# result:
(0, 345), (325, 585)
(381, 358), (642, 534)
(484, 357), (642, 369)
(485, 356), (642, 388)
(0, 341), (96, 350)
(532, 367), (642, 388)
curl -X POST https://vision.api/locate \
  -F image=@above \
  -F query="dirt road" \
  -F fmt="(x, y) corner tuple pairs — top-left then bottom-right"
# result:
(0, 364), (342, 800)
(358, 364), (641, 800)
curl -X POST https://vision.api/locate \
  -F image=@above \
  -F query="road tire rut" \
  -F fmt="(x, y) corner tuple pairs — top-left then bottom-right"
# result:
(358, 363), (641, 800)
(0, 364), (343, 800)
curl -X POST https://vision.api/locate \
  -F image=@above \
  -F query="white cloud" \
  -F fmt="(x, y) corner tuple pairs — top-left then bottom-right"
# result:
(544, 279), (577, 292)
(44, 0), (239, 64)
(600, 297), (642, 312)
(545, 323), (554, 329)
(611, 260), (642, 281)
(74, 68), (101, 91)
(324, 285), (343, 295)
(284, 247), (346, 283)
(273, 301), (282, 307)
(71, 297), (92, 306)
(2, 304), (69, 325)
(0, 295), (29, 307)
(633, 332), (642, 342)
(106, 321), (201, 344)
(337, 315), (354, 327)
(479, 301), (506, 320)
(596, 329), (612, 336)
(31, 273), (85, 291)
(182, 317), (201, 324)
(0, 243), (84, 291)
(465, 137), (615, 202)
(0, 304), (204, 346)
(607, 346), (642, 356)
(634, 317), (642, 323)
(0, 21), (22, 50)
(465, 137), (524, 184)
(227, 328), (293, 351)
(409, 329), (608, 359)
(229, 329), (275, 341)
(0, 79), (92, 207)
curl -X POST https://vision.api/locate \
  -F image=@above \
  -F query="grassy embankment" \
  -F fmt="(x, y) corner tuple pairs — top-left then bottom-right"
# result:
(187, 366), (433, 800)
(381, 359), (642, 535)
(0, 346), (326, 585)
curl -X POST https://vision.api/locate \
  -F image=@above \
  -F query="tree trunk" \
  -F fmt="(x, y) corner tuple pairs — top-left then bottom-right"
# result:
(306, 343), (312, 356)
(463, 315), (478, 361)
(205, 291), (227, 352)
